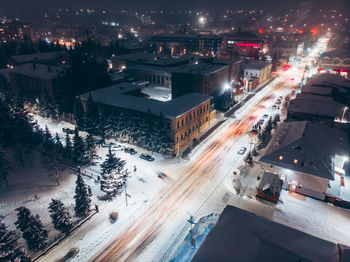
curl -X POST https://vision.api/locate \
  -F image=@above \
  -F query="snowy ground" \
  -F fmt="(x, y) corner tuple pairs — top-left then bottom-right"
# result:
(8, 37), (349, 262)
(141, 85), (172, 101)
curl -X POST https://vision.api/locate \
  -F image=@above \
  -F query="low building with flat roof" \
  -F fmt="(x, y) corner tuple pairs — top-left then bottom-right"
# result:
(79, 82), (216, 151)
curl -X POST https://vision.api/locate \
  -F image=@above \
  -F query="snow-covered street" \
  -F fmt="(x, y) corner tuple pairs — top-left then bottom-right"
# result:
(14, 37), (350, 262)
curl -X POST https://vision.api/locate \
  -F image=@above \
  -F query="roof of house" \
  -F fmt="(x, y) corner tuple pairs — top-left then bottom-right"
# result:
(301, 85), (333, 96)
(10, 51), (66, 64)
(79, 83), (212, 118)
(287, 97), (343, 118)
(260, 121), (349, 180)
(192, 205), (348, 262)
(172, 62), (227, 76)
(244, 60), (271, 70)
(320, 48), (350, 59)
(306, 73), (350, 90)
(257, 171), (283, 195)
(229, 30), (262, 41)
(9, 63), (65, 80)
(296, 93), (334, 103)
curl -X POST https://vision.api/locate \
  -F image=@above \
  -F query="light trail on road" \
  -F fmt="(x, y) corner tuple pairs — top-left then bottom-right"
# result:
(91, 75), (294, 262)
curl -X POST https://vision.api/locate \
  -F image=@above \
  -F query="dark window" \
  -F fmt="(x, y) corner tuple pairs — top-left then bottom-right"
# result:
(161, 76), (164, 85)
(182, 119), (184, 126)
(177, 122), (179, 129)
(167, 123), (170, 129)
(206, 117), (208, 122)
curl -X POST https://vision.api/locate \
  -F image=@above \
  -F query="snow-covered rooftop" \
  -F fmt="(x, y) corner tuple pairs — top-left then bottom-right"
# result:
(296, 93), (334, 103)
(260, 121), (349, 180)
(320, 48), (350, 59)
(257, 171), (283, 195)
(172, 62), (227, 76)
(192, 205), (349, 262)
(10, 51), (67, 64)
(79, 83), (212, 118)
(10, 63), (65, 80)
(301, 85), (333, 96)
(306, 73), (350, 90)
(287, 97), (343, 118)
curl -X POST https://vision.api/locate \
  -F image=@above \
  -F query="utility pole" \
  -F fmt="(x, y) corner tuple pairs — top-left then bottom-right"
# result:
(187, 215), (196, 246)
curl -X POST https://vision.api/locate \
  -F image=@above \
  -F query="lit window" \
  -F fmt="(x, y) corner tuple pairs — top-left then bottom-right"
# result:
(279, 155), (283, 160)
(294, 159), (298, 164)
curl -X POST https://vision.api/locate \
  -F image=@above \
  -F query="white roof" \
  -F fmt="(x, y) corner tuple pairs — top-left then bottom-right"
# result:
(79, 83), (212, 119)
(193, 205), (348, 262)
(10, 63), (65, 80)
(260, 121), (349, 180)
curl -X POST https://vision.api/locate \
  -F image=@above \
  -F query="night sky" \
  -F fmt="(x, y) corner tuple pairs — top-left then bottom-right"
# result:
(0, 0), (349, 13)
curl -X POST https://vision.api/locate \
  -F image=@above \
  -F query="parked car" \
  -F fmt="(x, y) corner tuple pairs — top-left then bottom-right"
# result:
(125, 147), (137, 155)
(263, 114), (269, 118)
(237, 147), (247, 155)
(101, 144), (113, 148)
(140, 153), (155, 161)
(272, 105), (277, 110)
(62, 127), (75, 134)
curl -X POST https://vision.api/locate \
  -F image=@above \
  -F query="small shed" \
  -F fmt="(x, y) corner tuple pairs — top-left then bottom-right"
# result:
(256, 172), (283, 203)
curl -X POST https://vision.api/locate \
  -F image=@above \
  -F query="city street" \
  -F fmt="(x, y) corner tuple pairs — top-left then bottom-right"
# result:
(35, 38), (350, 262)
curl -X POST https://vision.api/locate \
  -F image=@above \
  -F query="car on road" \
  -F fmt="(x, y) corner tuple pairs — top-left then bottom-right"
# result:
(125, 147), (137, 155)
(140, 153), (155, 161)
(237, 147), (247, 155)
(62, 127), (75, 134)
(249, 115), (257, 121)
(263, 114), (269, 118)
(272, 105), (277, 110)
(101, 144), (114, 148)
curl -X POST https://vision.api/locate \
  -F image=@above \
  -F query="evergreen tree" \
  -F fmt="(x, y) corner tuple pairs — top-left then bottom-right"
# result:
(265, 117), (273, 134)
(73, 97), (85, 129)
(74, 174), (91, 217)
(84, 133), (95, 163)
(85, 94), (98, 133)
(0, 150), (10, 186)
(0, 215), (30, 262)
(15, 207), (48, 251)
(244, 151), (253, 165)
(64, 132), (72, 158)
(48, 199), (73, 234)
(72, 127), (85, 164)
(100, 148), (126, 196)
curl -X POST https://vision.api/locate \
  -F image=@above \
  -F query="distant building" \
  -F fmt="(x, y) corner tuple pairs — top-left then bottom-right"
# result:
(0, 22), (34, 41)
(287, 94), (347, 126)
(151, 34), (222, 54)
(192, 205), (350, 262)
(79, 83), (216, 151)
(269, 40), (304, 63)
(302, 73), (350, 106)
(243, 60), (272, 91)
(8, 51), (67, 67)
(260, 121), (349, 200)
(221, 30), (265, 59)
(318, 48), (350, 78)
(171, 62), (229, 98)
(9, 63), (66, 102)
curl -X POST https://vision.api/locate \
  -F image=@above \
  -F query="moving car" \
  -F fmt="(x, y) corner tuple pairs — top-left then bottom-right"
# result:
(272, 105), (277, 110)
(140, 153), (155, 161)
(263, 114), (269, 118)
(237, 147), (247, 155)
(125, 147), (137, 155)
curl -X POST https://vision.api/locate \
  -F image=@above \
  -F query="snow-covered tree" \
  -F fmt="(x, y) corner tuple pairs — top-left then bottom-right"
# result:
(0, 215), (30, 262)
(74, 174), (91, 217)
(0, 150), (10, 186)
(73, 97), (85, 129)
(54, 133), (62, 147)
(64, 132), (72, 158)
(100, 148), (126, 196)
(244, 151), (253, 165)
(84, 133), (96, 164)
(48, 199), (73, 234)
(15, 206), (48, 251)
(72, 127), (84, 164)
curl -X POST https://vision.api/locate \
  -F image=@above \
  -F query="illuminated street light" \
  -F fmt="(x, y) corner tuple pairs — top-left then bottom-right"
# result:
(199, 16), (205, 24)
(224, 82), (231, 90)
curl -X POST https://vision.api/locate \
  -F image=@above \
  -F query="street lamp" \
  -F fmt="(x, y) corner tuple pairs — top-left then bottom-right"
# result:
(198, 16), (205, 25)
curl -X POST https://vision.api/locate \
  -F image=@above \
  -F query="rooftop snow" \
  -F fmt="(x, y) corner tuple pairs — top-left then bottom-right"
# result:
(10, 63), (65, 80)
(192, 205), (349, 262)
(296, 93), (334, 102)
(320, 48), (350, 59)
(287, 97), (343, 118)
(301, 85), (333, 96)
(79, 83), (212, 118)
(260, 121), (349, 180)
(172, 62), (227, 76)
(306, 73), (350, 90)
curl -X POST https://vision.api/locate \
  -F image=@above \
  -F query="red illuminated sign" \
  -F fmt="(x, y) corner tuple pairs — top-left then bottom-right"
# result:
(236, 43), (261, 47)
